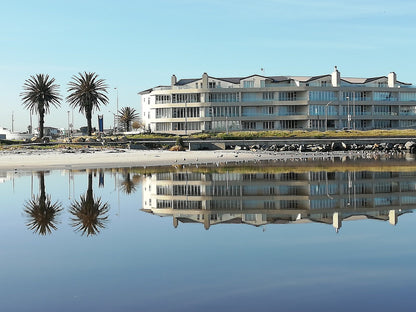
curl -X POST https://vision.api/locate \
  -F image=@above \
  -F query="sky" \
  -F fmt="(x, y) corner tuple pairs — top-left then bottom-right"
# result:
(1, 0), (416, 132)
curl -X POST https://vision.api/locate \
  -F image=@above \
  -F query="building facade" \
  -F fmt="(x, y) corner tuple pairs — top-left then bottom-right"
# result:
(139, 67), (416, 134)
(141, 169), (416, 231)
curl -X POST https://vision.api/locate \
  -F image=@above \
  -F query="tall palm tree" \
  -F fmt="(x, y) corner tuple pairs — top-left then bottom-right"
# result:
(24, 172), (62, 235)
(117, 106), (139, 132)
(69, 172), (109, 236)
(66, 72), (108, 136)
(21, 74), (61, 138)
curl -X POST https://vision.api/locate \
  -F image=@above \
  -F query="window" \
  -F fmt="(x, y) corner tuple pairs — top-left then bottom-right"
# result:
(279, 92), (297, 101)
(155, 123), (171, 131)
(378, 82), (387, 88)
(242, 121), (256, 130)
(208, 92), (239, 102)
(263, 121), (275, 129)
(309, 91), (337, 101)
(400, 92), (416, 101)
(281, 120), (298, 129)
(262, 92), (274, 100)
(209, 106), (239, 117)
(156, 108), (171, 118)
(373, 92), (398, 101)
(172, 93), (201, 103)
(243, 80), (254, 88)
(155, 95), (171, 104)
(374, 105), (391, 115)
(209, 82), (216, 88)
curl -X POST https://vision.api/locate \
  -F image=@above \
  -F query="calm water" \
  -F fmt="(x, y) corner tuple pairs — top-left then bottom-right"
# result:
(1, 159), (416, 312)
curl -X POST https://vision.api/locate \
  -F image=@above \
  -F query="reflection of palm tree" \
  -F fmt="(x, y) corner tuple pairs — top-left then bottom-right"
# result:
(120, 172), (137, 194)
(70, 172), (109, 236)
(24, 172), (62, 235)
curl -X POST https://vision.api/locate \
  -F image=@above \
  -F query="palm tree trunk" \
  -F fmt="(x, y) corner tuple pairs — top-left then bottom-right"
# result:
(86, 172), (94, 208)
(39, 111), (45, 138)
(86, 109), (92, 136)
(39, 172), (46, 205)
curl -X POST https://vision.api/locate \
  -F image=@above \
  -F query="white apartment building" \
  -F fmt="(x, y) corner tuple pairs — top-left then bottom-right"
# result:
(141, 170), (415, 230)
(139, 67), (416, 134)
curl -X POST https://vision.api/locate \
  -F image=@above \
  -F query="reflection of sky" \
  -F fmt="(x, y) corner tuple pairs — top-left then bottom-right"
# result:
(0, 169), (415, 312)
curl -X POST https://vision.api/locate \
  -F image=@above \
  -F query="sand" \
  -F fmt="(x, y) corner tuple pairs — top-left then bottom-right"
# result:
(0, 148), (354, 171)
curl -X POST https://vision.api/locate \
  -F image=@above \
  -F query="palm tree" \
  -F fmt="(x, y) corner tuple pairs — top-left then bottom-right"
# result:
(21, 74), (61, 138)
(24, 172), (62, 235)
(66, 72), (108, 136)
(120, 171), (137, 194)
(117, 106), (139, 132)
(69, 172), (109, 236)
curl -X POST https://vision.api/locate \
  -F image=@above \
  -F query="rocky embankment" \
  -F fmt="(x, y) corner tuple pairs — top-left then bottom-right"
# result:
(232, 140), (416, 153)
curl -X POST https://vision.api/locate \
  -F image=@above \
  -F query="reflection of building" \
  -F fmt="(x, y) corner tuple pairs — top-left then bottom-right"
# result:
(142, 170), (416, 231)
(140, 68), (416, 135)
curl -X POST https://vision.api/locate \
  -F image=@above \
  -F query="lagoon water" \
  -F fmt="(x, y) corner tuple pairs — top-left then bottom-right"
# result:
(1, 159), (416, 312)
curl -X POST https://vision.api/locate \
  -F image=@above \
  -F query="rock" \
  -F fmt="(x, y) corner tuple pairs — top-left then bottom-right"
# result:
(73, 137), (85, 143)
(385, 143), (394, 150)
(405, 141), (415, 150)
(331, 142), (346, 151)
(118, 136), (128, 142)
(42, 136), (50, 143)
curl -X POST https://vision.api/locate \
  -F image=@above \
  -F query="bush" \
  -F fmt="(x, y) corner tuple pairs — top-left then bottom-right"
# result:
(176, 137), (184, 147)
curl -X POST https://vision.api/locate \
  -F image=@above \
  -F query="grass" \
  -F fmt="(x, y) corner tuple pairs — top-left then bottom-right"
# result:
(126, 129), (416, 140)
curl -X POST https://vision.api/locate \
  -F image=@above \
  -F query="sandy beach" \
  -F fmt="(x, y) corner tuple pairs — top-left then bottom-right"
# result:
(0, 148), (361, 171)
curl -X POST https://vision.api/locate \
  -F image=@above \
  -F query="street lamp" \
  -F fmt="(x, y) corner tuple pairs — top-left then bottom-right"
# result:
(184, 100), (188, 135)
(114, 87), (119, 132)
(108, 111), (116, 131)
(67, 111), (70, 137)
(325, 100), (334, 132)
(346, 96), (351, 129)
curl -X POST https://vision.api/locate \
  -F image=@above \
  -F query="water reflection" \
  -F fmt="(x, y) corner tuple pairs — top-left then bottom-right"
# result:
(142, 168), (416, 231)
(120, 170), (139, 194)
(24, 172), (63, 235)
(69, 172), (110, 236)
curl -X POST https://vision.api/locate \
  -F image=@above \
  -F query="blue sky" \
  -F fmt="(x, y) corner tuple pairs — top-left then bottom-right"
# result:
(1, 0), (416, 131)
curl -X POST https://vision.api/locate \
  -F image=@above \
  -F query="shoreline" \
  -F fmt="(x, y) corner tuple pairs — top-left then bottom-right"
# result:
(0, 147), (412, 171)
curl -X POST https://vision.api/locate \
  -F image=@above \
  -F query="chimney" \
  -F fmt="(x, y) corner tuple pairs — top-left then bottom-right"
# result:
(388, 72), (396, 88)
(171, 74), (177, 86)
(202, 72), (208, 89)
(331, 66), (340, 87)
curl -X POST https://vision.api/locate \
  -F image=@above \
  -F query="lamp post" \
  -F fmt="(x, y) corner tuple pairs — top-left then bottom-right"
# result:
(346, 96), (351, 130)
(353, 91), (356, 131)
(108, 111), (116, 131)
(67, 111), (70, 137)
(325, 100), (334, 132)
(114, 87), (119, 132)
(184, 100), (188, 135)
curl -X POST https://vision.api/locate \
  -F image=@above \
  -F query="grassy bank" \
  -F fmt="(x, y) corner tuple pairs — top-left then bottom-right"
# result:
(128, 129), (416, 140)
